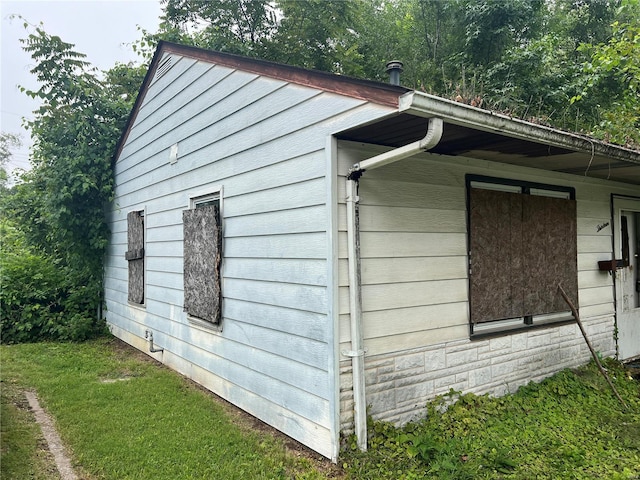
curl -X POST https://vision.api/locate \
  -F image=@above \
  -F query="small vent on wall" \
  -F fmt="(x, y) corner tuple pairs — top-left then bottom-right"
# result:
(154, 56), (174, 82)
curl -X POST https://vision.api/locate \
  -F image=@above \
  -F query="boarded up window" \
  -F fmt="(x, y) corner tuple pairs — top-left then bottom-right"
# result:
(183, 204), (222, 324)
(125, 211), (145, 304)
(469, 186), (577, 324)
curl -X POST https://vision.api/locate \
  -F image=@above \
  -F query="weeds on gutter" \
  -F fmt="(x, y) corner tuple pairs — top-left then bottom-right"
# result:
(342, 358), (640, 479)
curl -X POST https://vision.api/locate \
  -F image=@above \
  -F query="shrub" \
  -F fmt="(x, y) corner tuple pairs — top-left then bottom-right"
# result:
(0, 219), (105, 343)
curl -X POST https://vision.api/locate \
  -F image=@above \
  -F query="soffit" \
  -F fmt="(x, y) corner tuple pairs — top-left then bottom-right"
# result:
(336, 113), (640, 186)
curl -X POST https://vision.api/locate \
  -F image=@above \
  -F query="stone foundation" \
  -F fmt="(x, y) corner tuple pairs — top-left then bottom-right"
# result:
(340, 316), (615, 431)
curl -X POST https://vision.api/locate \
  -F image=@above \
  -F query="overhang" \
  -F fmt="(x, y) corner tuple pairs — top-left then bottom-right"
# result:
(337, 91), (640, 185)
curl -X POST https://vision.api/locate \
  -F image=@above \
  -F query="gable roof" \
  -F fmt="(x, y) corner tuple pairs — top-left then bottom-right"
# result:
(114, 41), (640, 185)
(113, 41), (409, 163)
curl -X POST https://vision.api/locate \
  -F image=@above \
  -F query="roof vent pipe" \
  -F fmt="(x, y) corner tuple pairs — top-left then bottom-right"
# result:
(385, 61), (403, 86)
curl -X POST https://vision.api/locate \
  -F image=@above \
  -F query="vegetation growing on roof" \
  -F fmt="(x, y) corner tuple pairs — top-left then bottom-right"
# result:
(2, 1), (638, 340)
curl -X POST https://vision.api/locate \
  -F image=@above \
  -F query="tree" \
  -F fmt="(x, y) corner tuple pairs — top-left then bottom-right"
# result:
(2, 22), (146, 341)
(271, 0), (366, 74)
(574, 0), (640, 146)
(458, 0), (545, 66)
(21, 27), (130, 270)
(144, 0), (278, 57)
(0, 132), (21, 190)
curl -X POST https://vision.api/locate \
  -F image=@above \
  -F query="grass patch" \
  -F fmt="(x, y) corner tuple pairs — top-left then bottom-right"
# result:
(4, 337), (640, 479)
(342, 358), (640, 479)
(1, 380), (61, 479)
(1, 337), (339, 480)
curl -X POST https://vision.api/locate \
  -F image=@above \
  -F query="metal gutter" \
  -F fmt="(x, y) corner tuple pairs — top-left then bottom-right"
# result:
(344, 117), (443, 451)
(400, 91), (640, 166)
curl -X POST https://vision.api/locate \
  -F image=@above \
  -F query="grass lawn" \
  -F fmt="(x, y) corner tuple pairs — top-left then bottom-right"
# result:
(1, 379), (62, 479)
(1, 337), (340, 480)
(2, 336), (639, 479)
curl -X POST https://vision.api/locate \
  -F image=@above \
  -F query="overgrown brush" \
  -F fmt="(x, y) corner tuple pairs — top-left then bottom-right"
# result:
(342, 358), (640, 479)
(0, 218), (106, 343)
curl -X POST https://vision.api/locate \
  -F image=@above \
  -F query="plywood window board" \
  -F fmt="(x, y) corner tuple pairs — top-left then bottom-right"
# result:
(469, 184), (577, 326)
(126, 210), (145, 305)
(183, 203), (222, 324)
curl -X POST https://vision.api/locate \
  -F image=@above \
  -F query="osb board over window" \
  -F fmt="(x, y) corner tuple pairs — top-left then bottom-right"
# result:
(126, 211), (144, 304)
(522, 194), (578, 315)
(469, 188), (577, 324)
(469, 189), (524, 323)
(183, 204), (222, 324)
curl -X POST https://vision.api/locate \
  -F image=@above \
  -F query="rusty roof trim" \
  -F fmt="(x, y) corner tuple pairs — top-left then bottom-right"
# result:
(113, 41), (409, 164)
(161, 41), (409, 107)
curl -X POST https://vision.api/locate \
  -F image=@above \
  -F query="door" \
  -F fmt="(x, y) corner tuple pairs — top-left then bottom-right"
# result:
(614, 198), (640, 360)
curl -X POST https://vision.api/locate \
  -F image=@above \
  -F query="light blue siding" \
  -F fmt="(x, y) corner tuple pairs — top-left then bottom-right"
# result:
(104, 52), (394, 458)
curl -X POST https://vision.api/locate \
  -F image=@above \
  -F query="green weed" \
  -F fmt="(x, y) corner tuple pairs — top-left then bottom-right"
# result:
(342, 358), (640, 479)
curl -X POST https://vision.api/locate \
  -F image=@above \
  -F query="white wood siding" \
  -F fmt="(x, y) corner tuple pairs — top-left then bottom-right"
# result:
(337, 140), (638, 358)
(105, 57), (394, 459)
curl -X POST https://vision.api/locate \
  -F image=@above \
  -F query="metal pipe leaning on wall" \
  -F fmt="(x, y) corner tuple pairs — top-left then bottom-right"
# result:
(557, 285), (627, 410)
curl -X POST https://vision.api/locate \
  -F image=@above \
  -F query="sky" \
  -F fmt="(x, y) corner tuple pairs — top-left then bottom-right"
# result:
(1, 0), (163, 180)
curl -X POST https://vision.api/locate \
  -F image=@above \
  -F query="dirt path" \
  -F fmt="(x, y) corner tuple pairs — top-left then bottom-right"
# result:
(25, 391), (78, 480)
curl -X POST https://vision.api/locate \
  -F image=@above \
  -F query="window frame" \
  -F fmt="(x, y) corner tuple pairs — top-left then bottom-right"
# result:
(466, 175), (577, 338)
(125, 208), (146, 308)
(183, 187), (223, 331)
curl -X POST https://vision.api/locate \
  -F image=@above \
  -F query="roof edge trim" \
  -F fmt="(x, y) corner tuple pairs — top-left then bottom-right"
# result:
(400, 91), (640, 165)
(161, 42), (409, 108)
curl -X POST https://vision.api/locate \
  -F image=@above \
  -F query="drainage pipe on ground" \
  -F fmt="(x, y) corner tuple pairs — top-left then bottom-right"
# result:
(344, 117), (443, 451)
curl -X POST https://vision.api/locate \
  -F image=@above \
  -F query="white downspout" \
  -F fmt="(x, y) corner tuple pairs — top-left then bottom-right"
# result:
(353, 118), (443, 173)
(344, 117), (443, 451)
(345, 178), (366, 450)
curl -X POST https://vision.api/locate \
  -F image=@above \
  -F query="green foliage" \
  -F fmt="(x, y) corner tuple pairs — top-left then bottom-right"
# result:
(573, 0), (640, 146)
(272, 0), (366, 75)
(459, 0), (545, 66)
(0, 218), (106, 343)
(20, 26), (132, 271)
(2, 22), (145, 343)
(342, 359), (640, 479)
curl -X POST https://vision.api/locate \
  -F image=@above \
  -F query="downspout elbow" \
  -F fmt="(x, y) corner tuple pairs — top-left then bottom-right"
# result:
(418, 117), (443, 151)
(351, 117), (444, 174)
(145, 330), (164, 353)
(344, 116), (443, 452)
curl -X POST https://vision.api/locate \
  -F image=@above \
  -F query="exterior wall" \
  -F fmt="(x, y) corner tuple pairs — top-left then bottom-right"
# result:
(337, 140), (637, 430)
(340, 317), (613, 430)
(104, 54), (393, 459)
